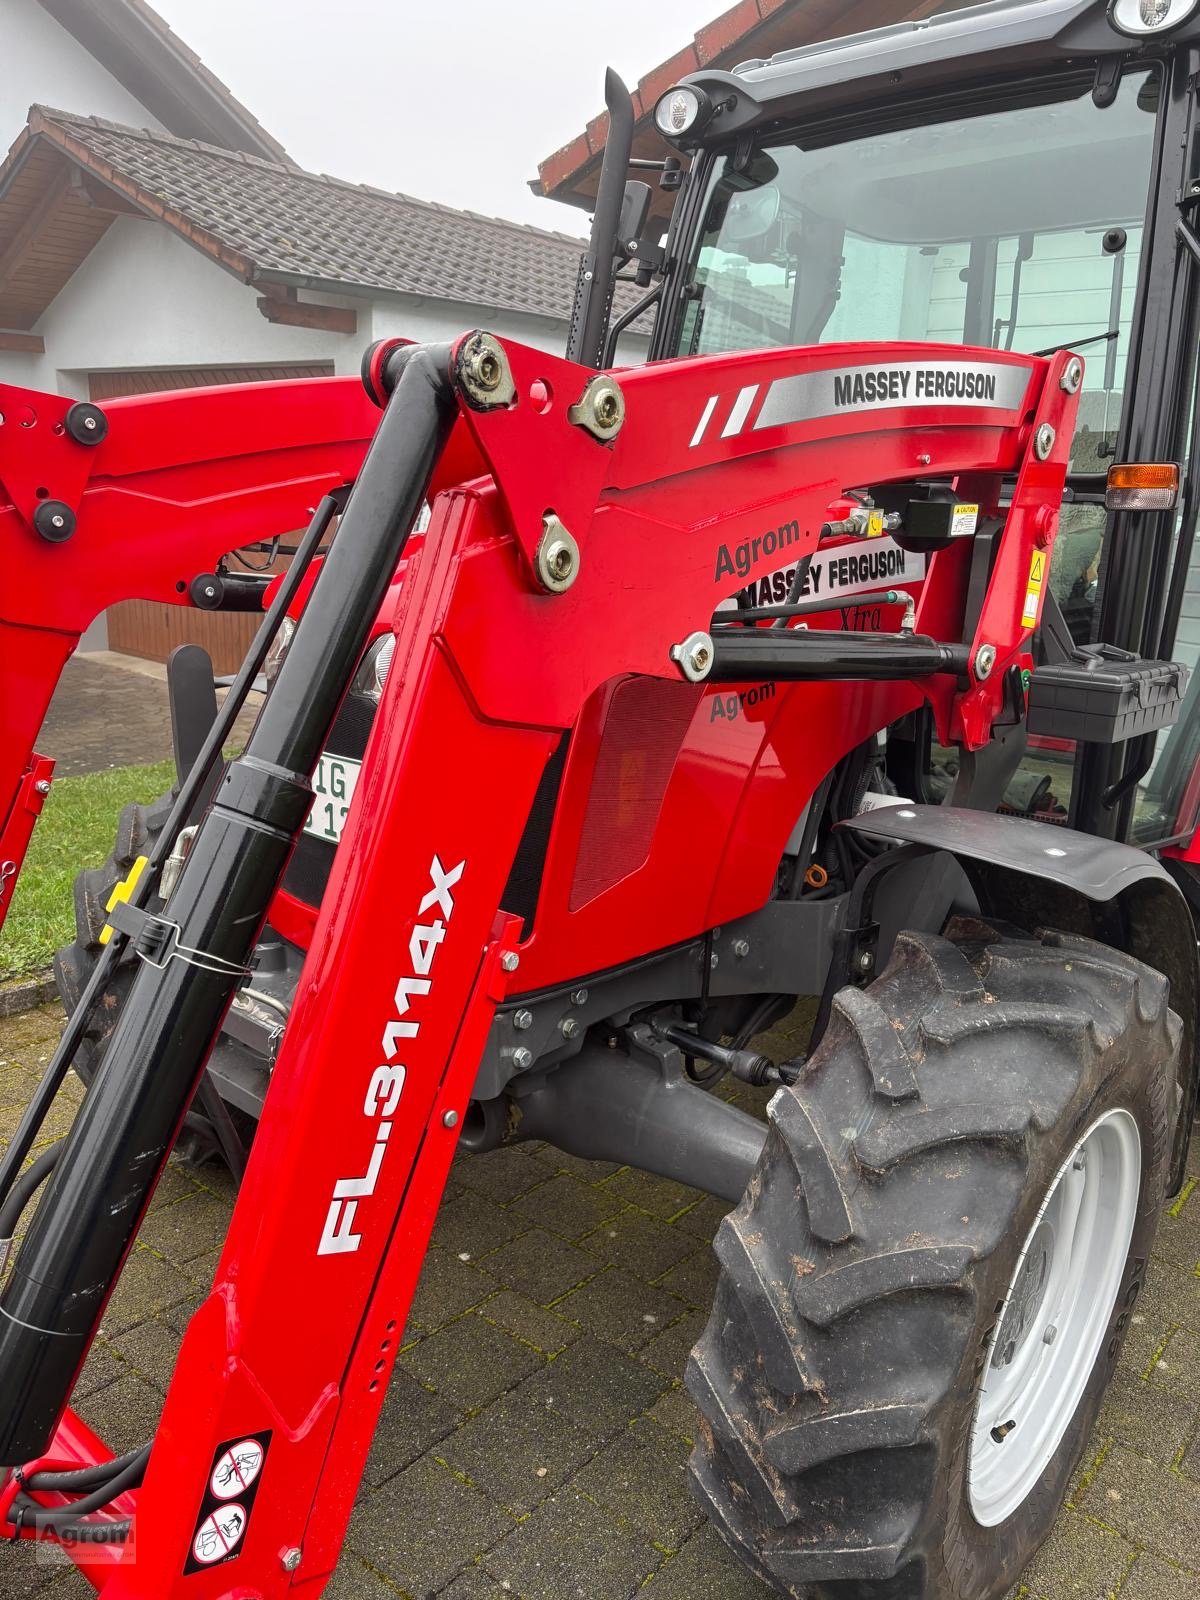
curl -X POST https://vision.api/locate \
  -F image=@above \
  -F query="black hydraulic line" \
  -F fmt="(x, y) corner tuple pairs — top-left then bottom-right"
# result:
(0, 490), (346, 1221)
(771, 553), (813, 630)
(25, 1442), (146, 1495)
(568, 70), (636, 369)
(709, 630), (969, 683)
(0, 1144), (60, 1257)
(193, 1075), (249, 1182)
(718, 589), (911, 627)
(8, 1443), (149, 1543)
(8, 1507), (131, 1544)
(11, 1445), (150, 1526)
(0, 344), (459, 1466)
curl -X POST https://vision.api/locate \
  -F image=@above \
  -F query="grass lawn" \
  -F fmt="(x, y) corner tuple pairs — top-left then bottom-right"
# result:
(0, 760), (176, 982)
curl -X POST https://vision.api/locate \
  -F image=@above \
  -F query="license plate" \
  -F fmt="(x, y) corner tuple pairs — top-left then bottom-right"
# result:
(304, 753), (362, 844)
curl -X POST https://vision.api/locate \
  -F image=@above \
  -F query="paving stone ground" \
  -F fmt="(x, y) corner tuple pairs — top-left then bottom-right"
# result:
(39, 653), (260, 777)
(0, 1002), (1197, 1600)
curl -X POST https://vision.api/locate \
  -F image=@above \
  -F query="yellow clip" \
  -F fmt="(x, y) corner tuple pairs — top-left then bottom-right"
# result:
(99, 855), (149, 945)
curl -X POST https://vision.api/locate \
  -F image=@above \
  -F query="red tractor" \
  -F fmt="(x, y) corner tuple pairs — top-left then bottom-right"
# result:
(1, 0), (1199, 1596)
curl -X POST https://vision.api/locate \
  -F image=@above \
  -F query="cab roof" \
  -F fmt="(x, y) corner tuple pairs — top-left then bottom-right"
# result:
(680, 0), (1198, 147)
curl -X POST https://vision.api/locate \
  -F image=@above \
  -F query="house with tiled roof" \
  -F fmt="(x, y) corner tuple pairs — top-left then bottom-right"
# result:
(0, 105), (621, 398)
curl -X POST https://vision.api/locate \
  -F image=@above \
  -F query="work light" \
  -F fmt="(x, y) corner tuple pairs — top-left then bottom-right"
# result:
(1108, 0), (1199, 35)
(654, 85), (713, 140)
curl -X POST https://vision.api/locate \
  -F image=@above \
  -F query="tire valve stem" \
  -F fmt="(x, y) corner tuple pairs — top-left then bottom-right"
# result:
(991, 1420), (1018, 1444)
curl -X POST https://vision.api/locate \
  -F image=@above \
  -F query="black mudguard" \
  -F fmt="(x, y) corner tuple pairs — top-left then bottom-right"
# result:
(842, 804), (1199, 1193)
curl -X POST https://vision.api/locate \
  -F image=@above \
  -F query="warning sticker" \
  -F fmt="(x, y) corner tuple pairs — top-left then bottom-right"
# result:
(210, 1438), (265, 1501)
(193, 1503), (248, 1567)
(184, 1430), (272, 1576)
(951, 504), (980, 538)
(1022, 550), (1047, 629)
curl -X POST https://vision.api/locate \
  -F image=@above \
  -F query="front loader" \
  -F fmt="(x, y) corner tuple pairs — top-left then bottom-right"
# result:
(2, 1), (1200, 1597)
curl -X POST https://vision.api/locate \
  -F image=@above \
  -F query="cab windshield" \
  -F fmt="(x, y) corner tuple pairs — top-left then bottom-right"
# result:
(672, 68), (1172, 837)
(672, 70), (1158, 472)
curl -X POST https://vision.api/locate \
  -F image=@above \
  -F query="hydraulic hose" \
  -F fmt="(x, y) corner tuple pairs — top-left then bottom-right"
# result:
(23, 1441), (147, 1495)
(7, 1442), (150, 1544)
(0, 1144), (60, 1267)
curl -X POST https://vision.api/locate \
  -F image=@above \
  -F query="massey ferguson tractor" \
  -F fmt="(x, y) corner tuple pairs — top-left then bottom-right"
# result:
(2, 0), (1200, 1595)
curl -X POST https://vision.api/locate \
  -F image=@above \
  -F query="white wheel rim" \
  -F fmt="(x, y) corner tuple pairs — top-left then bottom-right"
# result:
(968, 1108), (1141, 1527)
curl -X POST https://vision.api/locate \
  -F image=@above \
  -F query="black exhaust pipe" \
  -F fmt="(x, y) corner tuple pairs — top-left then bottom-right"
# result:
(510, 1043), (767, 1203)
(0, 344), (458, 1466)
(566, 69), (636, 370)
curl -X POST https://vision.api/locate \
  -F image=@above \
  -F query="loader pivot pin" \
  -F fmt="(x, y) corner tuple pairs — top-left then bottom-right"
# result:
(536, 514), (580, 594)
(568, 374), (626, 442)
(671, 632), (715, 683)
(455, 331), (516, 410)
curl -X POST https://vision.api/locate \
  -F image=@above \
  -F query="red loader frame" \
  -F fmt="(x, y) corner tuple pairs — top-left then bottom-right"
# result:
(0, 332), (1080, 1595)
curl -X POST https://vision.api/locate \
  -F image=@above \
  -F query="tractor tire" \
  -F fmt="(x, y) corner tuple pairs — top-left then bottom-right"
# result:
(687, 919), (1179, 1600)
(53, 791), (173, 1086)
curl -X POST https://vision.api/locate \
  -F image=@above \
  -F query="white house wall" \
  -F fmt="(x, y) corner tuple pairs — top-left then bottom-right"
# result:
(0, 0), (165, 151)
(26, 218), (360, 391)
(0, 213), (645, 395)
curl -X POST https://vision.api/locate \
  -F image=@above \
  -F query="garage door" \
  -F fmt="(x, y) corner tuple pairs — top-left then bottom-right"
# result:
(92, 364), (334, 674)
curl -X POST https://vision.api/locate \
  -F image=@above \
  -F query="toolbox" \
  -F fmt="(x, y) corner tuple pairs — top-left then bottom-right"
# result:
(1026, 645), (1190, 744)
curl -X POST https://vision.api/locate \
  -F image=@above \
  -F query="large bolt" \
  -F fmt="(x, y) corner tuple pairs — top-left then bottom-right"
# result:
(671, 631), (715, 684)
(536, 514), (580, 594)
(1035, 423), (1057, 461)
(442, 1109), (459, 1129)
(1060, 358), (1084, 395)
(546, 542), (574, 583)
(514, 1009), (534, 1031)
(569, 375), (626, 443)
(511, 1047), (533, 1070)
(457, 333), (515, 409)
(560, 1017), (581, 1040)
(281, 1548), (302, 1573)
(974, 644), (998, 681)
(500, 951), (520, 973)
(570, 988), (589, 1006)
(733, 939), (750, 959)
(34, 779), (51, 796)
(466, 347), (502, 394)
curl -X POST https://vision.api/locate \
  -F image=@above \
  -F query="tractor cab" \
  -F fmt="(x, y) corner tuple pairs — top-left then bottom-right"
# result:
(582, 0), (1200, 865)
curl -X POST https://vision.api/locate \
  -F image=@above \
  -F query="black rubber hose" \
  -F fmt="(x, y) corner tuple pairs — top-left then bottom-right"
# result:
(9, 1444), (149, 1535)
(24, 1442), (146, 1495)
(9, 1505), (132, 1544)
(0, 1144), (61, 1245)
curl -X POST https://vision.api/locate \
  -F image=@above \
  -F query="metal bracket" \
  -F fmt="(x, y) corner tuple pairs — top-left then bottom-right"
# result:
(105, 899), (253, 979)
(0, 384), (108, 542)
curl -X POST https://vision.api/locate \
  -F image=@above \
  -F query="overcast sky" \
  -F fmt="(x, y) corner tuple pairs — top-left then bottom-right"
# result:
(152, 0), (712, 235)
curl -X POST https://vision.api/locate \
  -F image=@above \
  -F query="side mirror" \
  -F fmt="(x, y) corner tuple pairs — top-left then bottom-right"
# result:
(617, 181), (652, 260)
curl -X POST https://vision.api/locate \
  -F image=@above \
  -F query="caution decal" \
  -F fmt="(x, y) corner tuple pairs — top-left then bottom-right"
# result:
(1023, 550), (1047, 630)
